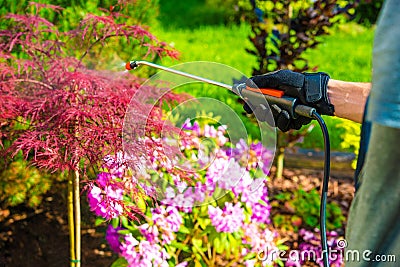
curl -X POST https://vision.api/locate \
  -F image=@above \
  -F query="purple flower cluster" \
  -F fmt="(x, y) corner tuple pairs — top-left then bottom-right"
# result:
(242, 222), (278, 266)
(145, 137), (175, 172)
(181, 119), (200, 135)
(102, 152), (127, 177)
(120, 234), (170, 267)
(230, 173), (272, 225)
(242, 223), (277, 251)
(251, 202), (271, 224)
(182, 119), (228, 145)
(106, 224), (171, 267)
(161, 182), (206, 212)
(104, 206), (184, 266)
(205, 157), (248, 193)
(250, 142), (274, 175)
(87, 153), (133, 219)
(89, 122), (281, 267)
(208, 202), (244, 233)
(204, 124), (228, 146)
(226, 139), (273, 175)
(151, 205), (183, 244)
(286, 228), (344, 267)
(180, 123), (274, 234)
(205, 156), (229, 192)
(106, 225), (122, 253)
(248, 185), (271, 225)
(138, 223), (160, 244)
(87, 172), (124, 220)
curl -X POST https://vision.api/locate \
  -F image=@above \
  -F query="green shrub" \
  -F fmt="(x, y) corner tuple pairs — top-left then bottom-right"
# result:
(337, 119), (361, 169)
(272, 188), (346, 231)
(0, 160), (57, 208)
(354, 0), (384, 27)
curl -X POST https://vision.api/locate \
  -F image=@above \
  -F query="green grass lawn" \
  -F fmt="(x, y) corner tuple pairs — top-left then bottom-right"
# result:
(153, 24), (257, 76)
(304, 23), (373, 82)
(155, 23), (373, 80)
(150, 2), (375, 152)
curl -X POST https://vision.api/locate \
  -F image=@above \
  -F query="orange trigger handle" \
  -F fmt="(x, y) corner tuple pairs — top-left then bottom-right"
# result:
(245, 86), (284, 98)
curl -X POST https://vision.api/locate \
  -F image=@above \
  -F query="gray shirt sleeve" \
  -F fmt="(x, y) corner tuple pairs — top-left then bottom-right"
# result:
(367, 0), (400, 128)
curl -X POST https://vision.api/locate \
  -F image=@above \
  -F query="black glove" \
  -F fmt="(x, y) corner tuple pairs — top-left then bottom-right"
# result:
(244, 70), (334, 132)
(243, 101), (312, 132)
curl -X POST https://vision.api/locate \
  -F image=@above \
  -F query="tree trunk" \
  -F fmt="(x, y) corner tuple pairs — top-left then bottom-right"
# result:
(74, 169), (81, 267)
(68, 172), (76, 267)
(276, 146), (285, 179)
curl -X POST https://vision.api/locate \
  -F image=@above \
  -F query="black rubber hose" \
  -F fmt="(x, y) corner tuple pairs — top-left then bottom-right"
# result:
(312, 111), (330, 267)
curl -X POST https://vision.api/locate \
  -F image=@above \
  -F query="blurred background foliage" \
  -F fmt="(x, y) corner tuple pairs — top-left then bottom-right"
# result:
(0, 160), (57, 208)
(0, 0), (379, 209)
(0, 0), (161, 71)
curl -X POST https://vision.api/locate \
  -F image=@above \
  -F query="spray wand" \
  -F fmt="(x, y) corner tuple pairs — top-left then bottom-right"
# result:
(126, 61), (317, 119)
(126, 60), (331, 267)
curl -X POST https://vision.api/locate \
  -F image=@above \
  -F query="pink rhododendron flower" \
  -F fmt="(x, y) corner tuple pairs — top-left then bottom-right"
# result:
(151, 205), (183, 244)
(120, 234), (170, 267)
(87, 184), (123, 219)
(208, 202), (244, 233)
(242, 223), (278, 266)
(106, 225), (122, 253)
(138, 223), (160, 244)
(206, 157), (245, 191)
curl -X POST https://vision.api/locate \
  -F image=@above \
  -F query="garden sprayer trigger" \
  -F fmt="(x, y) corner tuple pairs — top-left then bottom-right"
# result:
(126, 60), (316, 119)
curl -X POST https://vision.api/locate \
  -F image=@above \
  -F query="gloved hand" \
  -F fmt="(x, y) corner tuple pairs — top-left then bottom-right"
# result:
(244, 70), (334, 132)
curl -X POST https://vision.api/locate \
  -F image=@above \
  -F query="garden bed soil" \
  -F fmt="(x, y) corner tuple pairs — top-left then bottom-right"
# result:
(0, 167), (355, 267)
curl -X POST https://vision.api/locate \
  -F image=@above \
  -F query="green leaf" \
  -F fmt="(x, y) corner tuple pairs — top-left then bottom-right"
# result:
(226, 244), (231, 258)
(110, 257), (128, 267)
(220, 232), (230, 253)
(168, 257), (176, 267)
(185, 217), (195, 228)
(243, 251), (256, 260)
(228, 233), (237, 249)
(201, 225), (214, 235)
(200, 204), (209, 215)
(179, 225), (191, 234)
(120, 216), (129, 228)
(198, 217), (211, 229)
(117, 229), (132, 235)
(213, 237), (224, 254)
(136, 197), (147, 213)
(208, 227), (218, 243)
(192, 238), (203, 251)
(194, 259), (202, 267)
(170, 240), (191, 253)
(274, 192), (290, 201)
(305, 216), (318, 227)
(95, 217), (105, 226)
(177, 232), (186, 241)
(276, 258), (285, 267)
(111, 218), (119, 229)
(259, 199), (269, 207)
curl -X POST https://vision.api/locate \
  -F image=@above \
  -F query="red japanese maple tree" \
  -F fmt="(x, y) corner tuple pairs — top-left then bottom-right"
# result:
(1, 2), (180, 169)
(0, 2), (182, 266)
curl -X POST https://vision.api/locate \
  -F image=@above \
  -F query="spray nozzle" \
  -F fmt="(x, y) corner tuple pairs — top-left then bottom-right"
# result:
(125, 61), (139, 70)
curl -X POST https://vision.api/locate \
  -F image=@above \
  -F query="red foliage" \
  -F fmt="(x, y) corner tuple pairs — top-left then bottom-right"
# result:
(0, 2), (182, 172)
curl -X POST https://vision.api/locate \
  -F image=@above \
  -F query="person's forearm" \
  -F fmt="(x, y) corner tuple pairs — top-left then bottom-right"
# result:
(327, 79), (371, 123)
